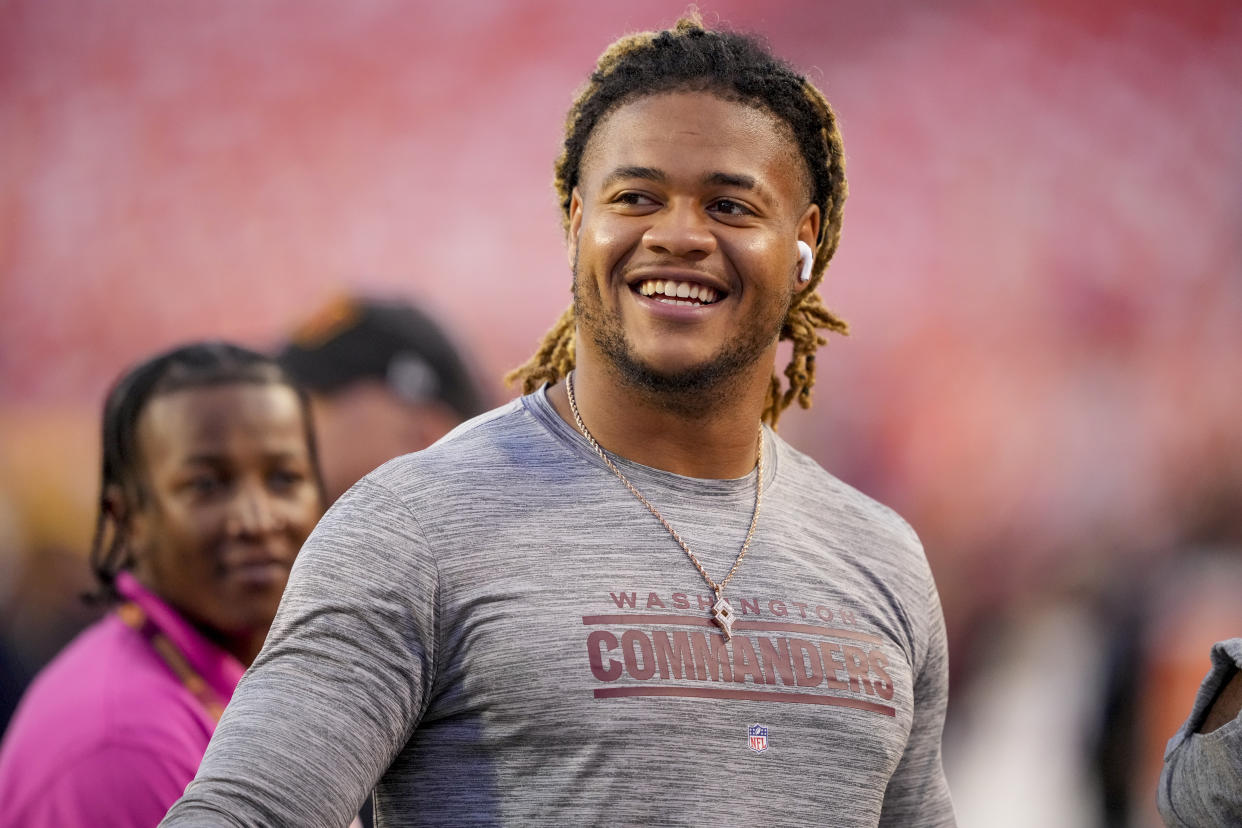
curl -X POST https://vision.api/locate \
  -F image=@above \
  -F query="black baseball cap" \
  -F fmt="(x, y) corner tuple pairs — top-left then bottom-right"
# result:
(277, 296), (486, 421)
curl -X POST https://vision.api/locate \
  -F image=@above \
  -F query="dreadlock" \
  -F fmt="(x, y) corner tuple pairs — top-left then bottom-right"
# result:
(506, 14), (849, 427)
(87, 341), (325, 601)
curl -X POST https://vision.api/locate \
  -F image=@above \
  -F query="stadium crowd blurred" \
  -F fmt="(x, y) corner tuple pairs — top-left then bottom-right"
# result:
(2, 1), (1239, 825)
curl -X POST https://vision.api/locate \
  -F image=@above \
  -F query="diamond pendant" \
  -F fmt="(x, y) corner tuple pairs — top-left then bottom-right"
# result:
(712, 593), (736, 640)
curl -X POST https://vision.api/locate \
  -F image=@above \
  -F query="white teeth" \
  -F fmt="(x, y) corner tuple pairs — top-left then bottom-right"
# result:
(635, 279), (720, 305)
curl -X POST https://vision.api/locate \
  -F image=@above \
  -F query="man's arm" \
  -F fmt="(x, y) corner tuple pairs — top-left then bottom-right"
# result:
(878, 573), (957, 828)
(162, 476), (438, 827)
(1158, 638), (1242, 828)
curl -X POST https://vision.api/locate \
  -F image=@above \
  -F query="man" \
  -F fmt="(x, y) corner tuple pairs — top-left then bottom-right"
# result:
(164, 17), (955, 827)
(276, 295), (487, 501)
(0, 342), (326, 826)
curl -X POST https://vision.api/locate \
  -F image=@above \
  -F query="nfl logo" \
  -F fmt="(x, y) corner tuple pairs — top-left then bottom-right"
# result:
(748, 723), (769, 753)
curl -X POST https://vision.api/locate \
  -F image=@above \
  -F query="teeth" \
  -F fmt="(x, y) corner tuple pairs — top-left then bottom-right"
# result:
(635, 279), (719, 305)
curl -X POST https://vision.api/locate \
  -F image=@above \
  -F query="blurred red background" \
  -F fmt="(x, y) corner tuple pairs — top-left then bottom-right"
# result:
(2, 1), (1240, 825)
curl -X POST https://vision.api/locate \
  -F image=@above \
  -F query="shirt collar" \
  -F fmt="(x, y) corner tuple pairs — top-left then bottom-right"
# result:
(114, 571), (247, 702)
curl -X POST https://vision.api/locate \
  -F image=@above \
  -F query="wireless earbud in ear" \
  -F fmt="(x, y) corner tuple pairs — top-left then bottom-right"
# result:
(796, 240), (814, 284)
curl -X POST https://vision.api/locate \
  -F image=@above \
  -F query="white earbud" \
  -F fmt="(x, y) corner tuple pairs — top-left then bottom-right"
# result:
(796, 240), (814, 283)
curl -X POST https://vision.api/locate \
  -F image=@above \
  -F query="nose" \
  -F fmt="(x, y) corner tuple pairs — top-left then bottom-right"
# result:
(226, 480), (281, 538)
(642, 199), (717, 259)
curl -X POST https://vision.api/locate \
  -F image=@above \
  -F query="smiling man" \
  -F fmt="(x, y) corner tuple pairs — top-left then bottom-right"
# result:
(163, 17), (955, 827)
(566, 92), (815, 423)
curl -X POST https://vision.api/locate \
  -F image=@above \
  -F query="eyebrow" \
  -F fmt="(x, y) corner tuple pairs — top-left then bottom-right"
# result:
(705, 171), (777, 204)
(600, 165), (666, 189)
(703, 172), (757, 190)
(180, 450), (305, 466)
(601, 166), (770, 200)
(181, 454), (227, 466)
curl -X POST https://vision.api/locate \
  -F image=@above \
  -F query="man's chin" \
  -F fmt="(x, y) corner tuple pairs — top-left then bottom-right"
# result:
(580, 306), (768, 402)
(609, 349), (748, 399)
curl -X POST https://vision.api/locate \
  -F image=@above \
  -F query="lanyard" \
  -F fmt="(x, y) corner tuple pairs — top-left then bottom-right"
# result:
(117, 601), (227, 723)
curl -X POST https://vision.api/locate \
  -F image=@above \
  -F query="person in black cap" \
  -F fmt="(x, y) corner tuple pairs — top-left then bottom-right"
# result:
(277, 295), (487, 501)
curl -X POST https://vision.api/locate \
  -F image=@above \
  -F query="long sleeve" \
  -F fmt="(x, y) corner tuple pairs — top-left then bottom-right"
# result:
(878, 570), (957, 827)
(1157, 638), (1242, 827)
(162, 476), (438, 827)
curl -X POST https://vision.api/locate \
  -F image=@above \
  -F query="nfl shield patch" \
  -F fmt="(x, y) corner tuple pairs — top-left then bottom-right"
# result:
(748, 723), (769, 753)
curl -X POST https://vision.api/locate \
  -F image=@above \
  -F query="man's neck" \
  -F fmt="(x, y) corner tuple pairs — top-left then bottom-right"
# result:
(548, 352), (771, 479)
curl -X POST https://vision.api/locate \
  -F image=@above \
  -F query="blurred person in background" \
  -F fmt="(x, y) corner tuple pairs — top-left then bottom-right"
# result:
(276, 295), (487, 502)
(948, 500), (1242, 828)
(1092, 533), (1242, 828)
(0, 342), (326, 827)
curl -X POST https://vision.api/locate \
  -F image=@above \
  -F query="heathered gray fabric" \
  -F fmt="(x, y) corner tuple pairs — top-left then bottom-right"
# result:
(1158, 637), (1242, 827)
(162, 389), (955, 827)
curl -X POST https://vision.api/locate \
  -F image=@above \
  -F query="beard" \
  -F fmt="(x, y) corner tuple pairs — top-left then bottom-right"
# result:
(572, 254), (792, 418)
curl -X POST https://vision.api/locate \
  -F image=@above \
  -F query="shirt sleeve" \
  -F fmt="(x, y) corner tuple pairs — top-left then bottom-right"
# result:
(878, 569), (957, 827)
(161, 476), (439, 828)
(1157, 638), (1242, 827)
(20, 741), (198, 828)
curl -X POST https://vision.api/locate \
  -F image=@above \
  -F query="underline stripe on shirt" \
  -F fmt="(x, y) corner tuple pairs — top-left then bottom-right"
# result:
(581, 614), (885, 644)
(593, 685), (897, 716)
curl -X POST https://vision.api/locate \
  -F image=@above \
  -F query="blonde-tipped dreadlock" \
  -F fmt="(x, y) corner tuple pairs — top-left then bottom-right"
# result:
(506, 15), (849, 427)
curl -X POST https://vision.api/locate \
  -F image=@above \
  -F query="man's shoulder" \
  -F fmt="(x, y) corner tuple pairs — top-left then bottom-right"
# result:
(770, 434), (890, 511)
(772, 433), (922, 551)
(432, 396), (533, 448)
(365, 395), (559, 492)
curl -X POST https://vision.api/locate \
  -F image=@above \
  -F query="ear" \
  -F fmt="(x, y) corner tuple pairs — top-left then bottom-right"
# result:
(105, 482), (149, 561)
(794, 203), (822, 294)
(567, 188), (584, 269)
(102, 483), (128, 528)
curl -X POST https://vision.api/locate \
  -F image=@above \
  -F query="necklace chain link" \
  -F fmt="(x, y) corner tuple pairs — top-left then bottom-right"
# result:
(565, 372), (763, 625)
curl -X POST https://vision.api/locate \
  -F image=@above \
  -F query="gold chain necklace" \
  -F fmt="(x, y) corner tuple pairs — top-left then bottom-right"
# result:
(565, 371), (763, 640)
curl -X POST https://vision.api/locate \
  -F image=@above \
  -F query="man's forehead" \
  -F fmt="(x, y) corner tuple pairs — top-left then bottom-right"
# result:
(578, 90), (810, 197)
(586, 90), (782, 146)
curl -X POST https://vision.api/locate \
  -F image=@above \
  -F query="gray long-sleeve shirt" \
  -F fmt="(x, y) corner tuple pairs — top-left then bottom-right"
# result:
(162, 390), (956, 826)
